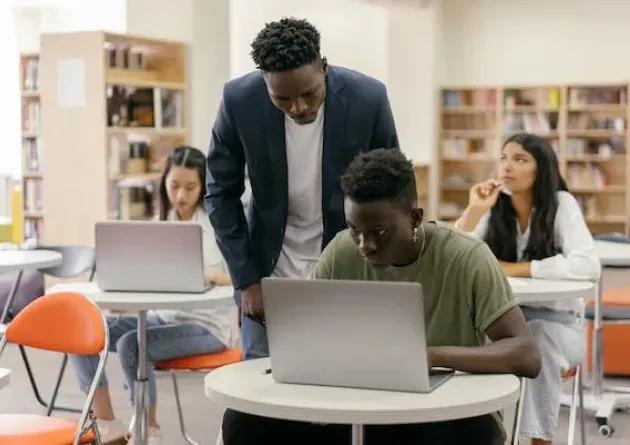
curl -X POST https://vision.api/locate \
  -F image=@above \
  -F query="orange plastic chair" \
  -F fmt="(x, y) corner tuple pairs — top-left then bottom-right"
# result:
(0, 292), (109, 445)
(586, 287), (630, 376)
(155, 348), (242, 445)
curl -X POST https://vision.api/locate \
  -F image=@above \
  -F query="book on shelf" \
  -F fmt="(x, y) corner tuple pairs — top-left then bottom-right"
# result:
(114, 183), (154, 220)
(22, 138), (43, 172)
(566, 137), (624, 158)
(22, 58), (39, 91)
(160, 89), (183, 128)
(24, 219), (43, 242)
(504, 88), (560, 109)
(22, 101), (40, 133)
(504, 112), (554, 135)
(567, 113), (625, 131)
(439, 202), (464, 220)
(107, 86), (155, 128)
(569, 87), (627, 107)
(574, 196), (599, 221)
(441, 138), (494, 159)
(23, 178), (43, 212)
(442, 113), (493, 131)
(443, 89), (496, 108)
(567, 164), (607, 189)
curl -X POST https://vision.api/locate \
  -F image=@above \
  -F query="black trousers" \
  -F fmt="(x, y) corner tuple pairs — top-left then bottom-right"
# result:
(222, 409), (504, 445)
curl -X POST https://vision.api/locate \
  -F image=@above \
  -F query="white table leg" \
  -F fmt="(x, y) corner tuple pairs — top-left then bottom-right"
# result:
(0, 270), (23, 323)
(592, 276), (604, 397)
(134, 310), (149, 445)
(352, 424), (364, 445)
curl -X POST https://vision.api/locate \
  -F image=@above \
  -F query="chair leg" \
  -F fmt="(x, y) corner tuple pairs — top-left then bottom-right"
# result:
(19, 346), (81, 414)
(47, 354), (69, 416)
(171, 372), (199, 445)
(19, 344), (51, 409)
(567, 368), (579, 445)
(578, 367), (586, 445)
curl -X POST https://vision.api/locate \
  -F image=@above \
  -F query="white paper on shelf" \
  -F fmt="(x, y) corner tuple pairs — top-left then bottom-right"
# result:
(57, 58), (86, 108)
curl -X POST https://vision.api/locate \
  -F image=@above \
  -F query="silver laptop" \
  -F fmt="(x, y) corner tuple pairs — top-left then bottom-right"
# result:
(95, 221), (209, 293)
(262, 278), (453, 393)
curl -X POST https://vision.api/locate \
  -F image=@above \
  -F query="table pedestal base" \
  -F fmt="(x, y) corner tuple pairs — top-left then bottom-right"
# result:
(352, 424), (364, 445)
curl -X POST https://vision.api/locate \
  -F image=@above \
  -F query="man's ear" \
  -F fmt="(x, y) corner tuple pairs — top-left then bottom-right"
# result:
(321, 56), (328, 72)
(411, 207), (424, 228)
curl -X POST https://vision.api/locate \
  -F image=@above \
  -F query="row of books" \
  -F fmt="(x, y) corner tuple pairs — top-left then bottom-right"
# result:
(442, 114), (495, 131)
(23, 178), (43, 212)
(569, 87), (627, 107)
(567, 113), (625, 131)
(22, 138), (43, 172)
(504, 112), (557, 134)
(443, 89), (497, 108)
(22, 58), (39, 91)
(441, 138), (494, 159)
(22, 101), (40, 134)
(566, 138), (625, 158)
(24, 219), (43, 243)
(110, 183), (155, 220)
(504, 88), (561, 109)
(566, 165), (608, 189)
(107, 86), (184, 128)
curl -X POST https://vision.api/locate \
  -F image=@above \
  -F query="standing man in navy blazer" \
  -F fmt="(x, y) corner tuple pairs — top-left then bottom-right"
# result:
(206, 17), (398, 360)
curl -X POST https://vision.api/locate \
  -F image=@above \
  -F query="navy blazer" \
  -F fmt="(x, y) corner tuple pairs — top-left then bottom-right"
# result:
(206, 66), (398, 291)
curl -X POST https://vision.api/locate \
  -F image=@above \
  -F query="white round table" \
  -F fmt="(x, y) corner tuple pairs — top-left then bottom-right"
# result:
(508, 277), (594, 304)
(48, 282), (234, 445)
(0, 368), (9, 391)
(593, 240), (630, 267)
(0, 250), (63, 323)
(0, 250), (63, 273)
(205, 358), (520, 444)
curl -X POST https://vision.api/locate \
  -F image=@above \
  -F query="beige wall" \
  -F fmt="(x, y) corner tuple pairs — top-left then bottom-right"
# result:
(229, 0), (440, 166)
(126, 0), (230, 152)
(442, 0), (630, 86)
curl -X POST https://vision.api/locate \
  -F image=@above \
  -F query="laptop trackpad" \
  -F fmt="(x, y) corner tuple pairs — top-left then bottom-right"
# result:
(429, 368), (454, 390)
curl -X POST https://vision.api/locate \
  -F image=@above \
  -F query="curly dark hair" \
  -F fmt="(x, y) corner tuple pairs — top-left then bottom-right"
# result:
(250, 17), (321, 72)
(341, 149), (417, 205)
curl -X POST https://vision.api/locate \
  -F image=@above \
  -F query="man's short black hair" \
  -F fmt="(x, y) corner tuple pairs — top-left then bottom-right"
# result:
(251, 17), (321, 72)
(341, 149), (417, 206)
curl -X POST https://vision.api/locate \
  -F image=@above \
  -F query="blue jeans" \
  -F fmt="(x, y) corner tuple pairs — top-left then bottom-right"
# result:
(241, 314), (269, 359)
(69, 313), (225, 405)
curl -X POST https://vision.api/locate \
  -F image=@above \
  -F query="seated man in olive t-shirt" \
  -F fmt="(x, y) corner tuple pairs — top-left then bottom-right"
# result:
(222, 149), (541, 445)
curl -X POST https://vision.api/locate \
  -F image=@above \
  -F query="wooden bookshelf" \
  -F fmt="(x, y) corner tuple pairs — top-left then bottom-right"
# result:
(414, 164), (431, 216)
(438, 84), (630, 235)
(40, 32), (188, 246)
(20, 53), (44, 243)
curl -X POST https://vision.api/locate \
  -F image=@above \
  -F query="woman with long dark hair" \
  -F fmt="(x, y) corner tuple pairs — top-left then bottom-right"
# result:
(456, 133), (600, 444)
(70, 146), (236, 444)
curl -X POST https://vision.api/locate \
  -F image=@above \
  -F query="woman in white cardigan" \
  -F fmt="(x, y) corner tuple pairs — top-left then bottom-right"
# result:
(456, 133), (600, 445)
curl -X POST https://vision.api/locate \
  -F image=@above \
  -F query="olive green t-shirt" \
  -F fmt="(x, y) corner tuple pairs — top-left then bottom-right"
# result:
(313, 222), (517, 347)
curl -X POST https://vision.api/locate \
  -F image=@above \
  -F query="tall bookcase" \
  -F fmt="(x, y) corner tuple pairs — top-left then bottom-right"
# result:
(20, 53), (43, 243)
(414, 164), (431, 216)
(40, 31), (188, 246)
(438, 84), (630, 235)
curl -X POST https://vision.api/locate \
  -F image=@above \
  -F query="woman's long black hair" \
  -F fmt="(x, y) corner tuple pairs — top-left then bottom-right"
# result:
(484, 133), (569, 262)
(158, 146), (206, 220)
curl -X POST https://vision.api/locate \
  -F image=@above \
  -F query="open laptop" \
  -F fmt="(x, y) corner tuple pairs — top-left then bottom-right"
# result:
(95, 221), (209, 293)
(261, 278), (453, 393)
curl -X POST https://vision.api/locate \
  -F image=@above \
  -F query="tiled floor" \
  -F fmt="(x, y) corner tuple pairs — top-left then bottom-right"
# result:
(1, 269), (630, 444)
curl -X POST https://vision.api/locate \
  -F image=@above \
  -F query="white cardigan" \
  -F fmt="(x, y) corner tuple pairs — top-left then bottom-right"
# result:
(469, 191), (601, 311)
